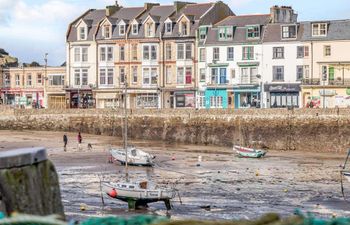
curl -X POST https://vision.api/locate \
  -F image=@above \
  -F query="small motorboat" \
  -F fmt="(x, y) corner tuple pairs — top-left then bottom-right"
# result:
(102, 180), (176, 210)
(233, 145), (267, 158)
(110, 147), (154, 166)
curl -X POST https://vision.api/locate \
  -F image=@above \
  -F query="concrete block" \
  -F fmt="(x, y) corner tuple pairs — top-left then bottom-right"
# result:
(0, 147), (47, 169)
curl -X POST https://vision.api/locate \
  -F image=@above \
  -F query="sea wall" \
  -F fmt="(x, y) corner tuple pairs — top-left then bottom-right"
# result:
(0, 108), (349, 152)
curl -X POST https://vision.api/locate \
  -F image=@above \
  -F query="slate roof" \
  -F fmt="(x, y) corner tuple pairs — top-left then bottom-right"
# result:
(215, 14), (271, 27)
(175, 3), (214, 20)
(263, 23), (304, 43)
(301, 19), (350, 41)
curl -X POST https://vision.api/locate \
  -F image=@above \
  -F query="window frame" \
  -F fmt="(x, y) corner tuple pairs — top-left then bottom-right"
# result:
(132, 23), (138, 35)
(281, 25), (297, 39)
(119, 24), (125, 36)
(312, 23), (328, 37)
(324, 45), (331, 56)
(213, 47), (220, 61)
(273, 47), (284, 59)
(246, 25), (260, 39)
(242, 46), (254, 60)
(227, 47), (234, 61)
(273, 66), (284, 81)
(199, 48), (206, 62)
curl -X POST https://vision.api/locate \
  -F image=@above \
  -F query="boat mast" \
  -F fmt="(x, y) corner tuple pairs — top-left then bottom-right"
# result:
(124, 81), (129, 182)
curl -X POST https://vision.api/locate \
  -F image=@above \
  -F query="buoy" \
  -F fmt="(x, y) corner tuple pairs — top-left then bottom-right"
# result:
(198, 155), (202, 162)
(80, 204), (86, 211)
(255, 170), (259, 176)
(284, 189), (288, 193)
(332, 213), (337, 218)
(172, 156), (175, 160)
(108, 188), (117, 198)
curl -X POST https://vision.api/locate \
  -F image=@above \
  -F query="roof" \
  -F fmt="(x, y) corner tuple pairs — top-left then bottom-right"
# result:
(215, 14), (271, 27)
(176, 3), (214, 20)
(263, 23), (304, 43)
(301, 19), (350, 41)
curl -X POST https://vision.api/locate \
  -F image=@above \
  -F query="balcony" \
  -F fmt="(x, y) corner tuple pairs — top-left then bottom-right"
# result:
(302, 78), (350, 86)
(328, 78), (350, 85)
(302, 78), (320, 85)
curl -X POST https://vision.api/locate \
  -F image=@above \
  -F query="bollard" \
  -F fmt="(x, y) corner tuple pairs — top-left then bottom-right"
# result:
(0, 147), (65, 218)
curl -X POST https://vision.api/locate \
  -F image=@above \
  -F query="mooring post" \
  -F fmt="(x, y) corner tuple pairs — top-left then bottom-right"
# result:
(0, 147), (65, 218)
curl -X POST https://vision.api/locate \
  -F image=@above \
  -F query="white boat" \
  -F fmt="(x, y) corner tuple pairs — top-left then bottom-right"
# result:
(102, 82), (177, 210)
(102, 180), (176, 210)
(233, 145), (267, 158)
(110, 147), (154, 166)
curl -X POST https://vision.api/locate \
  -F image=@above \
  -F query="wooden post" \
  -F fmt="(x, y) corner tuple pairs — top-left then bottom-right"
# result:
(0, 147), (65, 218)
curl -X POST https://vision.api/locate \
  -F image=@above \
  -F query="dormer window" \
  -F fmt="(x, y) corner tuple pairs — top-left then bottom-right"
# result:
(79, 27), (86, 40)
(119, 24), (125, 35)
(181, 21), (188, 36)
(312, 23), (327, 37)
(282, 25), (297, 39)
(103, 25), (111, 39)
(199, 27), (207, 40)
(146, 22), (154, 37)
(218, 27), (233, 40)
(246, 25), (260, 39)
(165, 22), (172, 34)
(132, 24), (138, 35)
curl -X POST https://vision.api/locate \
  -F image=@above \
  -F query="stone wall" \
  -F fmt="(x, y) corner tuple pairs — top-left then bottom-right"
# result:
(0, 108), (349, 152)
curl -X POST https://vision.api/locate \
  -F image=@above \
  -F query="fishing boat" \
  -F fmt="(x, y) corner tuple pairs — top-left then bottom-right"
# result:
(234, 145), (267, 158)
(110, 147), (154, 166)
(102, 82), (177, 210)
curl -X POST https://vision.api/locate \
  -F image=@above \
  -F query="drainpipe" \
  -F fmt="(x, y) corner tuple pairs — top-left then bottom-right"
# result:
(311, 41), (314, 99)
(160, 29), (164, 109)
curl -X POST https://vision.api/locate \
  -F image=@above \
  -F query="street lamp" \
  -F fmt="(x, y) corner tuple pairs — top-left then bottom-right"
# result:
(44, 53), (48, 108)
(256, 74), (262, 108)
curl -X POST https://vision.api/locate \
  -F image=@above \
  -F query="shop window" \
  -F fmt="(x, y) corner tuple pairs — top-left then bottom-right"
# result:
(136, 94), (158, 108)
(210, 96), (223, 108)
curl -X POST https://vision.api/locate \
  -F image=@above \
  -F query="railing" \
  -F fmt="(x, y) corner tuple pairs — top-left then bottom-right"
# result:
(328, 79), (350, 85)
(302, 78), (350, 86)
(302, 79), (321, 85)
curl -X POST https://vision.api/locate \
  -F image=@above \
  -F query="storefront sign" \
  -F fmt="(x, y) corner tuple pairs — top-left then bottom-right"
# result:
(264, 84), (301, 93)
(319, 89), (336, 96)
(175, 93), (195, 108)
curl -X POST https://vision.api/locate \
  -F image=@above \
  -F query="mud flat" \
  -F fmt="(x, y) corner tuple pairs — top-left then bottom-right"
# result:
(0, 130), (349, 221)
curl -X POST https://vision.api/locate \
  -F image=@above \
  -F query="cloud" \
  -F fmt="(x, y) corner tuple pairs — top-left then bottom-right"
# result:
(0, 0), (19, 24)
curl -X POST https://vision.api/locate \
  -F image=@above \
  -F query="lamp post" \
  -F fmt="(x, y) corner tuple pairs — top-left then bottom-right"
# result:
(256, 74), (262, 108)
(44, 53), (48, 109)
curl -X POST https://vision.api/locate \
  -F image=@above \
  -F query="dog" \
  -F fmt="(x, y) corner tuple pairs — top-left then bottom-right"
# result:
(87, 143), (92, 150)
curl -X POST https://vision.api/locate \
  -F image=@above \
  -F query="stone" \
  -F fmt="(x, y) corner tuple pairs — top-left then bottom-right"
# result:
(0, 147), (47, 169)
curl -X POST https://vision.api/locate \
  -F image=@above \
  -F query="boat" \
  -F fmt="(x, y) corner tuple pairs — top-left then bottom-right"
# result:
(233, 145), (267, 158)
(102, 82), (177, 210)
(110, 147), (154, 166)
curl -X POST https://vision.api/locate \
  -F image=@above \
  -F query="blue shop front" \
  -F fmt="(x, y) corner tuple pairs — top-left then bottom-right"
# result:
(204, 88), (228, 109)
(233, 85), (261, 109)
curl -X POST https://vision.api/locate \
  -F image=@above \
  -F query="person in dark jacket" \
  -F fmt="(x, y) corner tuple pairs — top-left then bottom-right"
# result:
(63, 134), (68, 151)
(78, 132), (82, 144)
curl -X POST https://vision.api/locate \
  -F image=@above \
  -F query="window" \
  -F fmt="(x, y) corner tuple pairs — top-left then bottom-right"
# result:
(151, 68), (158, 85)
(273, 66), (284, 81)
(166, 43), (172, 60)
(136, 93), (158, 108)
(120, 45), (125, 61)
(49, 75), (64, 86)
(247, 26), (260, 39)
(177, 44), (184, 60)
(103, 25), (111, 38)
(211, 68), (227, 84)
(273, 47), (284, 59)
(198, 92), (205, 108)
(100, 47), (106, 61)
(107, 47), (113, 61)
(296, 66), (303, 81)
(143, 45), (157, 60)
(240, 67), (257, 84)
(120, 67), (125, 84)
(119, 25), (125, 35)
(185, 44), (192, 59)
(312, 23), (327, 37)
(74, 69), (80, 85)
(210, 96), (223, 108)
(82, 69), (88, 85)
(79, 27), (86, 40)
(26, 74), (32, 86)
(4, 73), (10, 87)
(282, 25), (297, 39)
(200, 68), (206, 82)
(146, 22), (154, 37)
(227, 47), (234, 60)
(218, 27), (233, 40)
(165, 22), (172, 33)
(74, 48), (80, 62)
(242, 46), (254, 60)
(304, 65), (310, 79)
(213, 48), (220, 61)
(181, 21), (188, 36)
(324, 45), (331, 56)
(132, 24), (138, 35)
(211, 68), (218, 84)
(143, 68), (150, 84)
(199, 48), (206, 62)
(100, 68), (106, 85)
(199, 27), (207, 40)
(166, 66), (172, 84)
(297, 46), (309, 58)
(15, 74), (20, 86)
(37, 73), (42, 84)
(107, 68), (113, 85)
(177, 67), (184, 84)
(132, 66), (137, 83)
(151, 45), (157, 60)
(131, 44), (137, 60)
(82, 47), (88, 62)
(143, 46), (149, 60)
(185, 67), (192, 84)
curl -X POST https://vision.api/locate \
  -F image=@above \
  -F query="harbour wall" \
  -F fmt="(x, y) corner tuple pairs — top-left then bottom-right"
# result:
(0, 108), (349, 152)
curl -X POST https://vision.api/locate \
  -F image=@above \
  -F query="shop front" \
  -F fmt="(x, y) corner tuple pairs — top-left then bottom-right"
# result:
(233, 85), (261, 109)
(1, 88), (44, 108)
(204, 89), (228, 109)
(95, 91), (121, 109)
(301, 86), (350, 108)
(264, 83), (300, 108)
(47, 94), (66, 109)
(65, 88), (95, 108)
(173, 91), (195, 108)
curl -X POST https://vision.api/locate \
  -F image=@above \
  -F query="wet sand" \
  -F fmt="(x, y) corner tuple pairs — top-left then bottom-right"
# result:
(0, 130), (350, 221)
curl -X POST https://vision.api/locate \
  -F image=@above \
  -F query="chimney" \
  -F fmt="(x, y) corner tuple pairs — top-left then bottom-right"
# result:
(106, 1), (121, 17)
(144, 3), (160, 11)
(270, 5), (298, 23)
(174, 1), (191, 13)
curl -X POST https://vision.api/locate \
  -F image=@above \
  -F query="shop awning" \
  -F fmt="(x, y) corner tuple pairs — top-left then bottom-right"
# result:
(237, 62), (260, 67)
(208, 63), (229, 67)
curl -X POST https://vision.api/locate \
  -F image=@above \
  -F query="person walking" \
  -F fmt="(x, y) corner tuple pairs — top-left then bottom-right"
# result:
(77, 132), (82, 150)
(63, 134), (68, 151)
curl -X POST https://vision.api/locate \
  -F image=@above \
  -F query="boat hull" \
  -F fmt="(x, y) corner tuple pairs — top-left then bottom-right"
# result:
(110, 148), (154, 166)
(233, 146), (266, 158)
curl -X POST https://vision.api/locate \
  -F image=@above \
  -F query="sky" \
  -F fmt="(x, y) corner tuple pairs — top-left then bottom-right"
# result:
(0, 0), (349, 66)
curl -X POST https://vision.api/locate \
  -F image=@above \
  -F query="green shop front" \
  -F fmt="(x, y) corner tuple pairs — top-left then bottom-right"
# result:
(233, 85), (261, 108)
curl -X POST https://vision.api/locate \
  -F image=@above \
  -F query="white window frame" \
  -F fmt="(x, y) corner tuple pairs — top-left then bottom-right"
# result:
(165, 43), (172, 60)
(213, 47), (220, 61)
(132, 23), (138, 35)
(49, 74), (64, 86)
(142, 44), (157, 61)
(177, 43), (191, 60)
(246, 25), (260, 39)
(199, 48), (206, 62)
(119, 24), (125, 35)
(26, 74), (32, 86)
(200, 68), (206, 82)
(227, 47), (234, 61)
(103, 24), (111, 39)
(165, 22), (172, 34)
(132, 66), (138, 83)
(79, 26), (86, 40)
(281, 25), (297, 39)
(15, 74), (20, 86)
(166, 66), (172, 84)
(312, 23), (327, 37)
